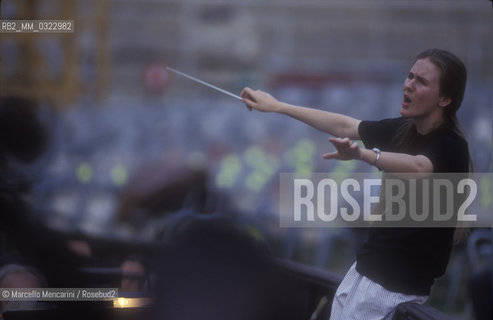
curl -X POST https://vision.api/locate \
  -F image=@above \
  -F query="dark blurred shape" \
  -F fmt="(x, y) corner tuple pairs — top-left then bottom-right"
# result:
(120, 255), (149, 293)
(3, 306), (149, 320)
(152, 213), (359, 320)
(66, 239), (92, 259)
(268, 257), (343, 320)
(0, 264), (47, 288)
(0, 95), (85, 287)
(0, 264), (47, 317)
(469, 268), (492, 320)
(0, 96), (48, 164)
(391, 302), (458, 320)
(152, 215), (305, 320)
(0, 95), (130, 318)
(117, 160), (208, 221)
(467, 229), (492, 320)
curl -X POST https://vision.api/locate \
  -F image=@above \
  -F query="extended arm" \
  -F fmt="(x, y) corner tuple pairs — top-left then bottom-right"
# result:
(241, 88), (434, 175)
(324, 137), (434, 175)
(241, 88), (361, 139)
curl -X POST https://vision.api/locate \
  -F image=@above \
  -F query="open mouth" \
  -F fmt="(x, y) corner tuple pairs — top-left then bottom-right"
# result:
(403, 95), (412, 103)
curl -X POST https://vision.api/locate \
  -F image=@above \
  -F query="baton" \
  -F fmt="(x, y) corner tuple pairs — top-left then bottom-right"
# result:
(166, 67), (243, 101)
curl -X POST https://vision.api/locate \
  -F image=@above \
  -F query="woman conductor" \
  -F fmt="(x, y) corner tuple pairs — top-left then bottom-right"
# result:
(241, 48), (470, 319)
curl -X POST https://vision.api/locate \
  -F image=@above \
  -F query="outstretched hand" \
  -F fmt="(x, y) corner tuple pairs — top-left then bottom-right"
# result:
(240, 87), (280, 112)
(323, 137), (361, 161)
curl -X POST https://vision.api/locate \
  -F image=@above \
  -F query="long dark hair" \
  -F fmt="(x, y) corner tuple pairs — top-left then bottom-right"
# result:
(417, 48), (467, 135)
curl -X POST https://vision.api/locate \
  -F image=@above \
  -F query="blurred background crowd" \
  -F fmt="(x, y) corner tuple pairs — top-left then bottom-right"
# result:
(0, 0), (491, 319)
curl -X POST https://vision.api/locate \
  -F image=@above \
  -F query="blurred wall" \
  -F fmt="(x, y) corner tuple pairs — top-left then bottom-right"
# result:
(1, 0), (492, 101)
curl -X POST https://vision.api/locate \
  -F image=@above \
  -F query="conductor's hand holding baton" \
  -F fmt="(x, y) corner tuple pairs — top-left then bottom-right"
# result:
(240, 87), (282, 113)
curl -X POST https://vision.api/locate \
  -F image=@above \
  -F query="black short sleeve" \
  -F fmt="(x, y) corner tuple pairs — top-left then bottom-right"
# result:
(419, 134), (469, 173)
(358, 117), (407, 150)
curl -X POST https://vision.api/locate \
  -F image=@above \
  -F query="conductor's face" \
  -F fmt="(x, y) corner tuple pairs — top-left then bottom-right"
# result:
(400, 58), (450, 122)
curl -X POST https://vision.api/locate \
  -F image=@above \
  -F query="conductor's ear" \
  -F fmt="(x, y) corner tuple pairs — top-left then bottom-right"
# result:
(438, 96), (452, 108)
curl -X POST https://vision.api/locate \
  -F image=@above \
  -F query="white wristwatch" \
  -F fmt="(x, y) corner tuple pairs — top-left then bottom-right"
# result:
(372, 148), (381, 167)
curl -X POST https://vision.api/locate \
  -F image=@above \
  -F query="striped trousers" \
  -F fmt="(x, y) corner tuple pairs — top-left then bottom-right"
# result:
(329, 263), (428, 320)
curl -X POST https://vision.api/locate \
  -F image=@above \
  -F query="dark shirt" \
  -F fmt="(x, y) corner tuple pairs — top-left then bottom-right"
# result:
(355, 117), (470, 295)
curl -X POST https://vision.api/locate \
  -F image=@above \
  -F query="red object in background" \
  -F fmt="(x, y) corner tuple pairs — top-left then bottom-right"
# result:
(143, 62), (170, 94)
